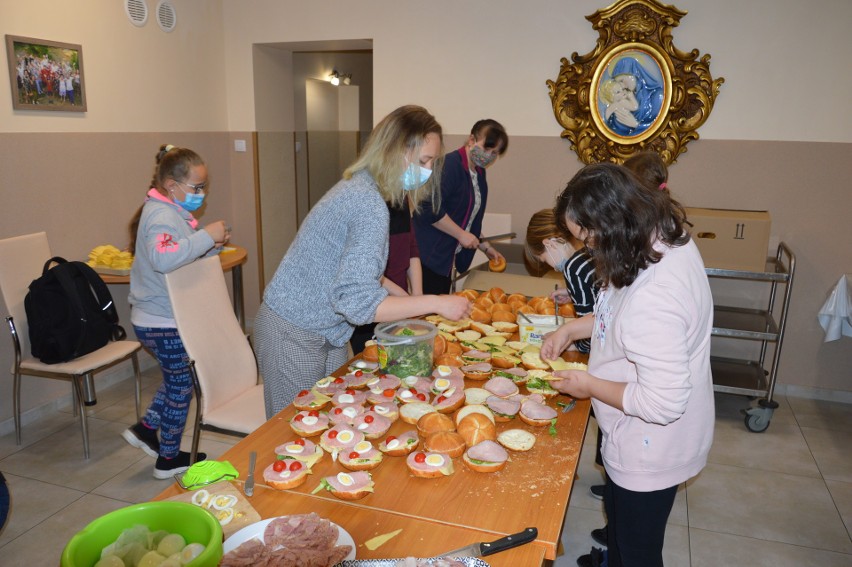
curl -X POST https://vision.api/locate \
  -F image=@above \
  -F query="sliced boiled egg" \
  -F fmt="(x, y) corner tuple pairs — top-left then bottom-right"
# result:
(385, 439), (400, 450)
(316, 376), (334, 387)
(357, 422), (369, 431)
(342, 407), (359, 418)
(337, 472), (355, 486)
(367, 377), (381, 387)
(190, 489), (210, 507)
(277, 470), (292, 479)
(374, 405), (389, 415)
(434, 378), (450, 391)
(370, 387), (383, 395)
(399, 390), (413, 399)
(443, 387), (456, 397)
(214, 506), (235, 526)
(436, 365), (452, 377)
(285, 444), (305, 454)
(337, 430), (354, 443)
(301, 415), (318, 426)
(210, 494), (237, 510)
(354, 441), (372, 454)
(403, 376), (419, 386)
(425, 454), (445, 467)
(337, 393), (355, 404)
(180, 543), (206, 563)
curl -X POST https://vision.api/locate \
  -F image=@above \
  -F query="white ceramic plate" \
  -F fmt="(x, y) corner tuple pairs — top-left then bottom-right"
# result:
(222, 516), (356, 560)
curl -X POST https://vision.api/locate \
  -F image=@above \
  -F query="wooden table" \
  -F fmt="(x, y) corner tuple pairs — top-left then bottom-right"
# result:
(156, 352), (590, 565)
(98, 245), (248, 330)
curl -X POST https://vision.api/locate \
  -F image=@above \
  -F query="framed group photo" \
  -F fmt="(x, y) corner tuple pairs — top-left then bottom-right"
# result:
(6, 35), (87, 112)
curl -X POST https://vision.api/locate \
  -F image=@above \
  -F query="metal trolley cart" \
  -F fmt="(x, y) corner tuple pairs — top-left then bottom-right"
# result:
(706, 243), (795, 432)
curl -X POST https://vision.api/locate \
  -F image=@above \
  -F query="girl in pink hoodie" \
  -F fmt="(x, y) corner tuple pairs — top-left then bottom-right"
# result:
(542, 163), (714, 567)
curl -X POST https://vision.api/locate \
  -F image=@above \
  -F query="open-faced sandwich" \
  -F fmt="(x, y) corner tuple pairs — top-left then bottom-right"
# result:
(497, 428), (537, 452)
(483, 375), (520, 398)
(312, 471), (374, 500)
(274, 438), (324, 468)
(484, 395), (521, 422)
(406, 451), (454, 478)
(519, 399), (559, 426)
(319, 424), (365, 460)
(289, 410), (330, 437)
(367, 401), (400, 423)
(264, 457), (311, 490)
(331, 388), (368, 407)
(338, 440), (384, 471)
(463, 439), (509, 473)
(292, 389), (331, 412)
(461, 362), (493, 381)
(378, 430), (420, 456)
(352, 412), (392, 440)
(493, 366), (529, 384)
(400, 401), (438, 425)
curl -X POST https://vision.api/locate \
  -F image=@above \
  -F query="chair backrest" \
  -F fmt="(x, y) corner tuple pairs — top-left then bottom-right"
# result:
(0, 232), (52, 359)
(165, 255), (259, 417)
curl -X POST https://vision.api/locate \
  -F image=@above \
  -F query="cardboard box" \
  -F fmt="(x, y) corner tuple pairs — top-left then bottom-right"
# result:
(685, 208), (771, 272)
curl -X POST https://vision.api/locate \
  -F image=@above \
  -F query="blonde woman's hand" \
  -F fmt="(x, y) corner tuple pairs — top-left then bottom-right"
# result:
(434, 295), (471, 321)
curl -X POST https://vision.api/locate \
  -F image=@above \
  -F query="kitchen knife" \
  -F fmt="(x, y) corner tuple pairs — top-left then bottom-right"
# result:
(479, 232), (516, 243)
(437, 527), (537, 558)
(244, 451), (256, 497)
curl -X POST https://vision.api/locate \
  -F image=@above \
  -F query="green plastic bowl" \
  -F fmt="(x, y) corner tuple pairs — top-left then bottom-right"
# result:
(60, 501), (223, 567)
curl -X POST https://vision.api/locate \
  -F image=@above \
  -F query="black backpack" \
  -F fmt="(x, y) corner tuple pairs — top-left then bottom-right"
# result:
(24, 257), (126, 364)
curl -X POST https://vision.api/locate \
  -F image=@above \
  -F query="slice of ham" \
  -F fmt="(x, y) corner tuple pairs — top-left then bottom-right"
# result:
(462, 350), (491, 361)
(320, 424), (365, 451)
(327, 403), (365, 425)
(431, 365), (465, 381)
(484, 376), (519, 398)
(379, 430), (420, 454)
(343, 371), (372, 389)
(325, 470), (372, 492)
(406, 451), (449, 472)
(366, 375), (402, 392)
(367, 387), (400, 405)
(352, 412), (392, 437)
(292, 390), (328, 409)
(467, 439), (509, 463)
(432, 387), (465, 411)
(462, 362), (492, 373)
(368, 402), (400, 422)
(313, 375), (347, 396)
(520, 400), (558, 421)
(290, 411), (330, 435)
(485, 395), (520, 418)
(331, 390), (368, 406)
(274, 438), (319, 459)
(495, 367), (529, 382)
(397, 387), (431, 405)
(524, 393), (546, 405)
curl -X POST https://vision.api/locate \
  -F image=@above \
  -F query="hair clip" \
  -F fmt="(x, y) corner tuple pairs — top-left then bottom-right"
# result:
(659, 182), (668, 190)
(164, 144), (176, 152)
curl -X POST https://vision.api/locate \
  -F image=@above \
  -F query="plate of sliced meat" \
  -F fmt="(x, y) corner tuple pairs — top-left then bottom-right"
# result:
(220, 512), (355, 566)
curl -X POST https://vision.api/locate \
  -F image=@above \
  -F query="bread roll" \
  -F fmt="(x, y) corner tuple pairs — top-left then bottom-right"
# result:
(515, 304), (535, 316)
(463, 387), (491, 406)
(488, 287), (507, 304)
(361, 342), (379, 363)
(497, 429), (536, 452)
(470, 306), (492, 324)
(454, 404), (495, 426)
(490, 302), (513, 314)
(490, 353), (521, 369)
(417, 412), (455, 437)
(492, 321), (519, 334)
(459, 289), (480, 302)
(445, 341), (463, 356)
(457, 413), (497, 447)
(474, 296), (494, 309)
(433, 334), (447, 359)
(507, 293), (527, 305)
(400, 402), (437, 424)
(557, 303), (575, 317)
(434, 354), (464, 367)
(424, 431), (466, 458)
(488, 257), (507, 273)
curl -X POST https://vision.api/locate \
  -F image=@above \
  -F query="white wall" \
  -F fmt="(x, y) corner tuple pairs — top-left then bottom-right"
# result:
(1, 0), (227, 133)
(221, 0), (852, 142)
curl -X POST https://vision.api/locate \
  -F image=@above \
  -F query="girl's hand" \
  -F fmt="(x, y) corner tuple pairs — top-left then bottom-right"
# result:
(457, 231), (480, 249)
(204, 220), (228, 245)
(550, 369), (593, 399)
(541, 325), (573, 362)
(434, 295), (472, 321)
(484, 246), (504, 263)
(551, 287), (572, 305)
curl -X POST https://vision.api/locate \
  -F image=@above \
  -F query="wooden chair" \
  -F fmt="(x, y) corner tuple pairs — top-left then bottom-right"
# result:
(0, 232), (142, 459)
(164, 255), (265, 463)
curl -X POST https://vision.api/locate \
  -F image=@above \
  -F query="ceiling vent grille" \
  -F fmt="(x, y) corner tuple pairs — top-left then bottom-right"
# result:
(156, 1), (177, 33)
(125, 0), (148, 27)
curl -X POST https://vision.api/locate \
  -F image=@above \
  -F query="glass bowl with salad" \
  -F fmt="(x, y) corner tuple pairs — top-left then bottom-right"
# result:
(374, 319), (437, 378)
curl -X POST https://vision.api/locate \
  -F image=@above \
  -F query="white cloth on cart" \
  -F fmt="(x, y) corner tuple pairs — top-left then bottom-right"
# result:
(818, 275), (852, 342)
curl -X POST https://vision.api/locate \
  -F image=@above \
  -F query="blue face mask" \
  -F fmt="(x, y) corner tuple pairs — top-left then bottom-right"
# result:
(401, 164), (432, 191)
(178, 192), (205, 212)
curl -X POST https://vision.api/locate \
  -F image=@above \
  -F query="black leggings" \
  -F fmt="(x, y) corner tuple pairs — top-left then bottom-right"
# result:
(604, 476), (677, 567)
(421, 265), (453, 295)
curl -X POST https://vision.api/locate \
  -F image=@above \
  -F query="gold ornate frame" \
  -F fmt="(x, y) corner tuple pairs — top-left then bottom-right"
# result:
(547, 0), (723, 164)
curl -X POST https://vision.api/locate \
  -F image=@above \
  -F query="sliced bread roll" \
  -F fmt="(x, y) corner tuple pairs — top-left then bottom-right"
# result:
(497, 429), (536, 452)
(400, 401), (438, 425)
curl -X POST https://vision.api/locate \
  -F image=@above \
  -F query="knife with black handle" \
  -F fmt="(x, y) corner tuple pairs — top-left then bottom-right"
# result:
(437, 527), (538, 558)
(244, 451), (256, 497)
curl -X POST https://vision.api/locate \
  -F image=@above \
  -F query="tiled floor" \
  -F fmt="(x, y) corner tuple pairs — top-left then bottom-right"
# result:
(1, 367), (850, 566)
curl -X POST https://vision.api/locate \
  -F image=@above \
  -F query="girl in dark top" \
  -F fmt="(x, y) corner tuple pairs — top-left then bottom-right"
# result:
(413, 119), (509, 294)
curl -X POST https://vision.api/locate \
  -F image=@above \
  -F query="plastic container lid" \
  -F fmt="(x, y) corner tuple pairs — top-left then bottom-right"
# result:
(374, 319), (438, 344)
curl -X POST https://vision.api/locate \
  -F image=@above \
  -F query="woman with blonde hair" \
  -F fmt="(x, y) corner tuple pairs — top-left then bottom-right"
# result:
(255, 105), (472, 418)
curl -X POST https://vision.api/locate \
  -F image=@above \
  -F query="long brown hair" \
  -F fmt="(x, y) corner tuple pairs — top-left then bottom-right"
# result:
(554, 163), (689, 288)
(128, 145), (205, 253)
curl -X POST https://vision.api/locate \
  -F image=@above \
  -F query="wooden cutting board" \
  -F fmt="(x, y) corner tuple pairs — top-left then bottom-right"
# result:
(166, 480), (261, 538)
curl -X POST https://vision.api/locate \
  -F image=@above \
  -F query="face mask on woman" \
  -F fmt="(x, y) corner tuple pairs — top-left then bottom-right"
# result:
(401, 163), (432, 191)
(544, 238), (571, 272)
(469, 144), (498, 168)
